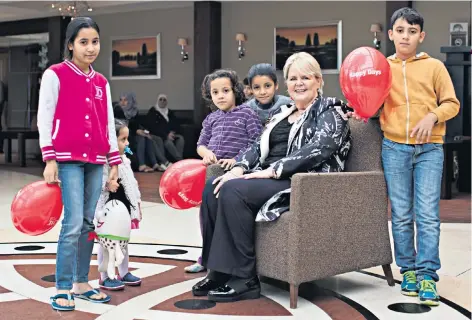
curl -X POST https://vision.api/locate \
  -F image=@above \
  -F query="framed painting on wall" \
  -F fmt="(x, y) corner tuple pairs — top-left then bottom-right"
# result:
(274, 20), (342, 74)
(110, 34), (161, 80)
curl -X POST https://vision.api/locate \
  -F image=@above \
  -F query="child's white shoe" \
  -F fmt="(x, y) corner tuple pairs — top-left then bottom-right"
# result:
(184, 262), (206, 273)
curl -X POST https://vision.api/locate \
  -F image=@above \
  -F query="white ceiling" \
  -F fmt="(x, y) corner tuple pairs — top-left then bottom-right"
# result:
(0, 1), (194, 23)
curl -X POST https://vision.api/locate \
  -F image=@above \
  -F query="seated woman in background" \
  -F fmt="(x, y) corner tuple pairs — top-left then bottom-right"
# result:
(114, 92), (167, 172)
(145, 94), (185, 165)
(191, 52), (352, 303)
(244, 63), (292, 125)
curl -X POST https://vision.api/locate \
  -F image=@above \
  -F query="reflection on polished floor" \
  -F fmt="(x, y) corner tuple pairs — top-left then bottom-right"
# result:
(0, 164), (470, 319)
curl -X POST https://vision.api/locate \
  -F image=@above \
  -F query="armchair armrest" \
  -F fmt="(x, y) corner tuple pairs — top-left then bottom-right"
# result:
(205, 164), (225, 181)
(286, 171), (392, 284)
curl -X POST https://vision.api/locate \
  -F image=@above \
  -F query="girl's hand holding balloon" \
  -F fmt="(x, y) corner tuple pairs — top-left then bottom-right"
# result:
(44, 160), (60, 184)
(346, 110), (369, 123)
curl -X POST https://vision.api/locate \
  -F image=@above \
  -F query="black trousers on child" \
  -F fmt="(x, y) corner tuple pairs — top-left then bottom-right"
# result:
(201, 176), (291, 279)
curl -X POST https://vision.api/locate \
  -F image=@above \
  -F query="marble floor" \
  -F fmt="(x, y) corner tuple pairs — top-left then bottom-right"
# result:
(0, 168), (470, 319)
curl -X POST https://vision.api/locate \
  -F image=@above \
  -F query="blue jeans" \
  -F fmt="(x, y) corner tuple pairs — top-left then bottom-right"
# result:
(136, 135), (170, 167)
(381, 138), (443, 282)
(56, 162), (103, 290)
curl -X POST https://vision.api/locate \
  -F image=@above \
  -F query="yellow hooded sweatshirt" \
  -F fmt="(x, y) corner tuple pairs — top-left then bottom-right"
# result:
(380, 52), (460, 144)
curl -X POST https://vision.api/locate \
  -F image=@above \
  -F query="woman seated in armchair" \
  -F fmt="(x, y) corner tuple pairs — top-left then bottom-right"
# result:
(192, 52), (352, 303)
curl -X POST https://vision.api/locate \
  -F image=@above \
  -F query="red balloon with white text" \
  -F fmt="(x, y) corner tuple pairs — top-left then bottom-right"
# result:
(340, 46), (392, 118)
(159, 159), (207, 210)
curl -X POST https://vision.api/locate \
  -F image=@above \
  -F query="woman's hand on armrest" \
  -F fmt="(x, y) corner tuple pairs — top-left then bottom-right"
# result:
(229, 166), (244, 177)
(213, 167), (245, 198)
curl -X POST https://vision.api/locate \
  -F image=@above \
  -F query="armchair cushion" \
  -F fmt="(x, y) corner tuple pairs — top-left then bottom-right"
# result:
(345, 119), (383, 172)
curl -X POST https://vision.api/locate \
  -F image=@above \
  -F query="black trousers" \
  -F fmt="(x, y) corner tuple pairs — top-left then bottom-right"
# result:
(201, 177), (291, 278)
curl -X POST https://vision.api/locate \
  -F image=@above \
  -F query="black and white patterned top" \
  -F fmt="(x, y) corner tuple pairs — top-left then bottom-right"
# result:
(234, 95), (352, 222)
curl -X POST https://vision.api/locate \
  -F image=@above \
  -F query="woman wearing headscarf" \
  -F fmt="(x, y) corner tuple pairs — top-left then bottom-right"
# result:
(114, 92), (167, 172)
(145, 94), (185, 165)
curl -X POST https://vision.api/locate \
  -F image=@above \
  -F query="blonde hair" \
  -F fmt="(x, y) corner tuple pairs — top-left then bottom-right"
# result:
(283, 52), (324, 94)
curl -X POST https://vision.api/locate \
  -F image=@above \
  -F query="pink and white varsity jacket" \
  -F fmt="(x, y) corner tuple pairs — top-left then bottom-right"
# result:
(37, 60), (121, 166)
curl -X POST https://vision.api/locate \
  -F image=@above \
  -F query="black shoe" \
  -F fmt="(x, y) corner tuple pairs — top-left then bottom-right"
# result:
(192, 277), (227, 296)
(208, 276), (261, 302)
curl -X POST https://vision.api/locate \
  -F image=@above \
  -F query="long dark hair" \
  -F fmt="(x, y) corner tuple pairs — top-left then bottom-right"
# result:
(63, 17), (100, 60)
(201, 69), (245, 110)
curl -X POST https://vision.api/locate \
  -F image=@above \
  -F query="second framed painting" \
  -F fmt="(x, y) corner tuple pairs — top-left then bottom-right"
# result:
(274, 20), (342, 74)
(110, 34), (161, 80)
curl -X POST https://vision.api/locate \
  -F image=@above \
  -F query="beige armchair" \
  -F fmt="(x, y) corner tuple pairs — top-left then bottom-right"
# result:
(205, 119), (394, 309)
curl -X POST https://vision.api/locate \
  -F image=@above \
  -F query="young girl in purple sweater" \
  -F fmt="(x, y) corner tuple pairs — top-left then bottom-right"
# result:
(185, 69), (262, 273)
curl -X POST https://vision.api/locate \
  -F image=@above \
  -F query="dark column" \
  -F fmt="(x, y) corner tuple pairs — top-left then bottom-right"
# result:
(0, 18), (48, 37)
(440, 46), (471, 198)
(193, 1), (221, 127)
(47, 17), (71, 65)
(385, 1), (413, 56)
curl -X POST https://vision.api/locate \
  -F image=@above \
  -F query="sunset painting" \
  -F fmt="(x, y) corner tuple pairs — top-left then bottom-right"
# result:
(111, 35), (161, 79)
(275, 21), (342, 73)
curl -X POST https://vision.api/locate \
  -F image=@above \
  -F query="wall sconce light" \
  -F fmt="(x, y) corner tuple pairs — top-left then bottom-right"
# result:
(370, 23), (382, 50)
(178, 38), (189, 62)
(235, 33), (246, 60)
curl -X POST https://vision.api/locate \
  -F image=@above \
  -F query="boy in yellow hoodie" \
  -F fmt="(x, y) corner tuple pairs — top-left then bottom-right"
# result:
(381, 7), (459, 306)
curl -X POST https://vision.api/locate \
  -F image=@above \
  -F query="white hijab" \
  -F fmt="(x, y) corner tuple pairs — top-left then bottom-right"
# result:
(155, 94), (169, 122)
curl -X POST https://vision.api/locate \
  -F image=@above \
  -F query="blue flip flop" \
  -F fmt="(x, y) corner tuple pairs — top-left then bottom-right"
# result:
(50, 293), (75, 311)
(73, 289), (111, 303)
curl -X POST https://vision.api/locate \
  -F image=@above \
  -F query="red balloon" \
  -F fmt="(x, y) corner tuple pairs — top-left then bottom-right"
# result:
(11, 181), (63, 236)
(340, 46), (392, 118)
(159, 159), (207, 210)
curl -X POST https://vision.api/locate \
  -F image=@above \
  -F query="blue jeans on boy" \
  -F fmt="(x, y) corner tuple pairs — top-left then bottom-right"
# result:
(381, 138), (443, 282)
(56, 162), (103, 290)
